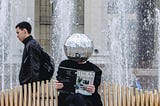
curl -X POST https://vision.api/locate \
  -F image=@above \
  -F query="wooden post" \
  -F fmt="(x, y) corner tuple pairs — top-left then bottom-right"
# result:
(135, 89), (140, 106)
(37, 81), (40, 106)
(1, 91), (5, 106)
(5, 91), (9, 106)
(108, 82), (112, 106)
(14, 88), (19, 106)
(33, 82), (36, 106)
(28, 83), (32, 106)
(103, 81), (107, 106)
(144, 91), (149, 106)
(130, 87), (135, 106)
(45, 80), (49, 106)
(117, 85), (121, 106)
(122, 86), (126, 106)
(50, 80), (54, 106)
(41, 81), (45, 106)
(113, 84), (117, 106)
(154, 90), (158, 106)
(9, 89), (14, 106)
(140, 89), (144, 106)
(23, 84), (27, 106)
(19, 86), (23, 106)
(126, 87), (130, 106)
(149, 91), (153, 106)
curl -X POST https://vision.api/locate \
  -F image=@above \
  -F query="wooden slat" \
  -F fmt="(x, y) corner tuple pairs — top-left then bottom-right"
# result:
(19, 86), (23, 106)
(122, 86), (126, 106)
(108, 82), (112, 106)
(45, 80), (49, 106)
(130, 87), (135, 106)
(5, 91), (9, 106)
(149, 91), (153, 106)
(158, 89), (160, 106)
(135, 89), (140, 106)
(113, 84), (117, 106)
(28, 83), (32, 106)
(154, 90), (158, 106)
(117, 85), (121, 106)
(126, 87), (130, 106)
(37, 81), (40, 106)
(1, 91), (5, 106)
(9, 89), (14, 106)
(50, 80), (54, 106)
(33, 82), (36, 106)
(14, 88), (19, 106)
(103, 81), (107, 106)
(41, 81), (45, 106)
(144, 91), (149, 106)
(140, 89), (144, 106)
(23, 84), (27, 106)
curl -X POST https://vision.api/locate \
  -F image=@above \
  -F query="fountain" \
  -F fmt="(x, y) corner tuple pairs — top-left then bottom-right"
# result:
(52, 0), (81, 72)
(0, 0), (159, 91)
(103, 0), (139, 86)
(51, 0), (160, 90)
(156, 7), (160, 89)
(0, 0), (24, 90)
(104, 0), (160, 90)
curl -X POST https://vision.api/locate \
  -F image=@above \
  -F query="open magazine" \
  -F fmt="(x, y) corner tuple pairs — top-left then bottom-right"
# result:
(58, 67), (95, 95)
(75, 70), (95, 95)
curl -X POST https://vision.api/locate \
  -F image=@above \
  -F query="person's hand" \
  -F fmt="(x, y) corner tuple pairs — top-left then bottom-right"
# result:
(55, 80), (64, 90)
(86, 84), (95, 94)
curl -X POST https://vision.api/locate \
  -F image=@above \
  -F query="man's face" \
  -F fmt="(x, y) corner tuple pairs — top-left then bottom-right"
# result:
(16, 27), (26, 42)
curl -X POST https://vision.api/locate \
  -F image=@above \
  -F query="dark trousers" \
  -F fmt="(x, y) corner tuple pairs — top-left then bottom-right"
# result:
(58, 93), (87, 106)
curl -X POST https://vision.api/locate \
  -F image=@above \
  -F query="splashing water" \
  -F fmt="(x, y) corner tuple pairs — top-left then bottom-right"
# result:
(52, 0), (76, 72)
(104, 0), (139, 86)
(155, 8), (160, 88)
(0, 0), (22, 90)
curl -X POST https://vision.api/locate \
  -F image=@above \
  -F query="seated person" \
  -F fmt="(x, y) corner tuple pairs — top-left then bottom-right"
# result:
(55, 33), (102, 106)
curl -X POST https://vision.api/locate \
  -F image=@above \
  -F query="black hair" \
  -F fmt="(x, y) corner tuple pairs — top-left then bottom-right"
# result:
(15, 21), (32, 34)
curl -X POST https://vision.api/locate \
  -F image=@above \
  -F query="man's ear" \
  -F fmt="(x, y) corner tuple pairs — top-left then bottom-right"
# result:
(23, 29), (28, 34)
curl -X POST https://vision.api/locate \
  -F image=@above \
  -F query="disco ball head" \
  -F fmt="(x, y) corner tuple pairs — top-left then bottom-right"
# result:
(64, 33), (94, 62)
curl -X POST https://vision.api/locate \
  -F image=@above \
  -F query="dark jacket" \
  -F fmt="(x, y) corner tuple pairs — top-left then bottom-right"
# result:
(19, 36), (42, 85)
(57, 59), (102, 106)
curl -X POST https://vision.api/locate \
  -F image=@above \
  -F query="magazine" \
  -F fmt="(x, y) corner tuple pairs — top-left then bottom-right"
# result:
(75, 70), (95, 96)
(58, 67), (77, 94)
(58, 67), (95, 95)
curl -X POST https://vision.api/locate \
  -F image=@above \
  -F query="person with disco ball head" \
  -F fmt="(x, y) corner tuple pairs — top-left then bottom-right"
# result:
(55, 33), (102, 106)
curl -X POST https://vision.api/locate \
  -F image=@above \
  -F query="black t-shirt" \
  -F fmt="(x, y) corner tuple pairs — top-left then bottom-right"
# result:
(56, 59), (102, 106)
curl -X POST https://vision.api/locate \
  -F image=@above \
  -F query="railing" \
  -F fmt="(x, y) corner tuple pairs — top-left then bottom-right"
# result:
(0, 80), (159, 106)
(99, 82), (160, 106)
(0, 80), (58, 106)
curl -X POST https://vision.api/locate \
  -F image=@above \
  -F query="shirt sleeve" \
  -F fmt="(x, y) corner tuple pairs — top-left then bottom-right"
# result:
(93, 65), (102, 91)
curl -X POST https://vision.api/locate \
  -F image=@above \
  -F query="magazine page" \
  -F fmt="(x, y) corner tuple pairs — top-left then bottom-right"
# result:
(58, 67), (77, 94)
(75, 70), (95, 96)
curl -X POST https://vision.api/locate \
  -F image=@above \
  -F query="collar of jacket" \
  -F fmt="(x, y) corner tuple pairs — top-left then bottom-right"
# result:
(22, 35), (33, 46)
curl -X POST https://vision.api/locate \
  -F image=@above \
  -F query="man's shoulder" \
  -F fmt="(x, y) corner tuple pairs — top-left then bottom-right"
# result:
(28, 39), (39, 46)
(27, 39), (41, 47)
(26, 39), (42, 52)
